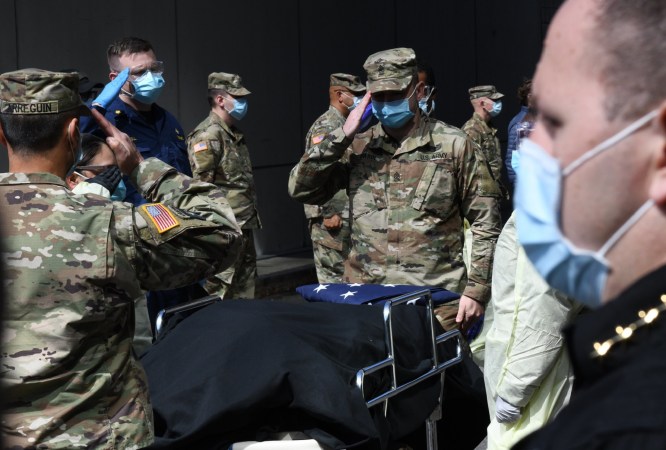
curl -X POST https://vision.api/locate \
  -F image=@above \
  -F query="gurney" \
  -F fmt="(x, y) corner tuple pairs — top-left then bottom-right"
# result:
(146, 289), (464, 450)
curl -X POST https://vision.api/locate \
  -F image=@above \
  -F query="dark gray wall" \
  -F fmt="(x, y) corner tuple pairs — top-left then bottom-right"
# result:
(0, 0), (562, 257)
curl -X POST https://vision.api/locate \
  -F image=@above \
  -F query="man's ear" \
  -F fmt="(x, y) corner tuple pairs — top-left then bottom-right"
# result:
(66, 172), (80, 190)
(67, 117), (80, 144)
(216, 94), (226, 108)
(650, 102), (666, 206)
(415, 81), (426, 100)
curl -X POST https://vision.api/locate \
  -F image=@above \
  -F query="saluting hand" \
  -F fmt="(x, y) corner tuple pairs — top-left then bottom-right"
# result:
(342, 92), (372, 138)
(91, 108), (144, 176)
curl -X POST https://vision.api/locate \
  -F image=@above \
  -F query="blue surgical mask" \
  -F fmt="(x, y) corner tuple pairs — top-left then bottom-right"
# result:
(130, 71), (165, 104)
(110, 179), (127, 202)
(514, 109), (659, 307)
(371, 87), (417, 128)
(418, 99), (436, 116)
(343, 93), (362, 111)
(489, 100), (502, 117)
(226, 97), (248, 120)
(510, 149), (520, 174)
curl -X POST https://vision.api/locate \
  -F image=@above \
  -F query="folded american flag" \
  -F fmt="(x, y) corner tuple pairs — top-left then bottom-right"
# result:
(296, 283), (460, 306)
(296, 283), (483, 340)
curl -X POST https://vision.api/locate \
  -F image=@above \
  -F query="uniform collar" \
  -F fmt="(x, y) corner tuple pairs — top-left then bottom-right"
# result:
(209, 111), (242, 142)
(0, 171), (67, 186)
(368, 116), (432, 156)
(109, 96), (163, 122)
(565, 264), (666, 386)
(327, 105), (346, 122)
(471, 112), (497, 135)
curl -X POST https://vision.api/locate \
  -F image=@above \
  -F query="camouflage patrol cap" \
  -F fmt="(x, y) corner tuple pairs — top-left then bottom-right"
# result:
(0, 69), (90, 116)
(208, 72), (251, 96)
(363, 48), (417, 93)
(468, 85), (504, 100)
(329, 73), (366, 94)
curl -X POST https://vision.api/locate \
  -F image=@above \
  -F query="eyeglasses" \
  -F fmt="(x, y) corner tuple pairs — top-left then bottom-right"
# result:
(75, 164), (117, 173)
(123, 61), (165, 80)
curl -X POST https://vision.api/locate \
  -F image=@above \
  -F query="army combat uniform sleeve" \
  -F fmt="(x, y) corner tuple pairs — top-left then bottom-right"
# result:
(112, 157), (242, 290)
(302, 113), (351, 218)
(187, 128), (222, 185)
(456, 135), (502, 303)
(289, 127), (351, 206)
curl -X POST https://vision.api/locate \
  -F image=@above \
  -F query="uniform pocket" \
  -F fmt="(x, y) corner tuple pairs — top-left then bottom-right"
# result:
(411, 161), (455, 217)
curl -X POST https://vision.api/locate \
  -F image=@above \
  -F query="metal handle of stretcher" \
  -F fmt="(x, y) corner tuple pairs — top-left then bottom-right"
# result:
(355, 289), (463, 450)
(155, 294), (221, 335)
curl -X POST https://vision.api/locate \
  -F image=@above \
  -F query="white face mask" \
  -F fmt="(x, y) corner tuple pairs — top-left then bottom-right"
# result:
(514, 109), (659, 307)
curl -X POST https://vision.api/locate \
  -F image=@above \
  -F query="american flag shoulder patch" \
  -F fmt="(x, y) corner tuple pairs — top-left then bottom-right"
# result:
(193, 141), (208, 152)
(141, 203), (180, 233)
(311, 134), (325, 145)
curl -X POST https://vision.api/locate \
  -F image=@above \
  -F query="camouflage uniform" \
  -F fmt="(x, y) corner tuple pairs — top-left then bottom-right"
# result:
(462, 85), (505, 188)
(187, 72), (261, 299)
(304, 73), (366, 283)
(289, 49), (501, 312)
(462, 112), (503, 185)
(0, 69), (242, 449)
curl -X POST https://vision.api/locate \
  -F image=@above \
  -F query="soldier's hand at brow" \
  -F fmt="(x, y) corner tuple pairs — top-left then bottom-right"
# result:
(91, 108), (143, 175)
(342, 92), (372, 138)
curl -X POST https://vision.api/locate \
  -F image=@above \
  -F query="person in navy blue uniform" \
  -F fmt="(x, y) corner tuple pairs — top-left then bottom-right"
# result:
(81, 37), (207, 338)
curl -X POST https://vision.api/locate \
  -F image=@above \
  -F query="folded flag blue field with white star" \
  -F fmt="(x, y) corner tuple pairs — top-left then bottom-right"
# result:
(296, 283), (460, 306)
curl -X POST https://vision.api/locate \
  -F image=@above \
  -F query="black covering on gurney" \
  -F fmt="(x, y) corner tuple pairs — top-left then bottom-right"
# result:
(142, 299), (457, 449)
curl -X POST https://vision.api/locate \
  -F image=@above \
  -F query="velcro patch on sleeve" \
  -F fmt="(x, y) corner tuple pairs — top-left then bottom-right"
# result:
(311, 134), (325, 145)
(141, 203), (180, 233)
(193, 141), (209, 153)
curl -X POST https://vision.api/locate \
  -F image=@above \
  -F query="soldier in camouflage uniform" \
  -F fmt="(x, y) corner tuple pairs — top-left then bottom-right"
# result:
(289, 48), (502, 332)
(187, 72), (261, 299)
(462, 85), (505, 191)
(0, 69), (242, 449)
(304, 73), (366, 283)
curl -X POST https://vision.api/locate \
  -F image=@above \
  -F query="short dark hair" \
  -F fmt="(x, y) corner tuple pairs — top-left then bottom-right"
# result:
(592, 0), (666, 120)
(79, 133), (107, 167)
(207, 88), (226, 108)
(107, 37), (154, 66)
(0, 111), (76, 157)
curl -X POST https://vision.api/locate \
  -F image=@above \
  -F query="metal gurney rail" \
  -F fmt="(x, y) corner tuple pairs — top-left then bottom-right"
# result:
(153, 289), (463, 449)
(355, 289), (463, 450)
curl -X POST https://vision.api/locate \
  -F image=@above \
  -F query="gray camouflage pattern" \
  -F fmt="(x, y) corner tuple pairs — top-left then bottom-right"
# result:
(187, 112), (260, 298)
(288, 117), (502, 303)
(363, 47), (416, 93)
(1, 158), (242, 449)
(329, 73), (366, 93)
(207, 72), (250, 96)
(0, 68), (89, 116)
(462, 112), (504, 187)
(303, 106), (351, 282)
(205, 228), (257, 299)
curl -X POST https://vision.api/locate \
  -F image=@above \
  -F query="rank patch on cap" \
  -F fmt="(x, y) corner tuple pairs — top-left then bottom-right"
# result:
(141, 203), (180, 233)
(193, 141), (209, 153)
(311, 134), (325, 145)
